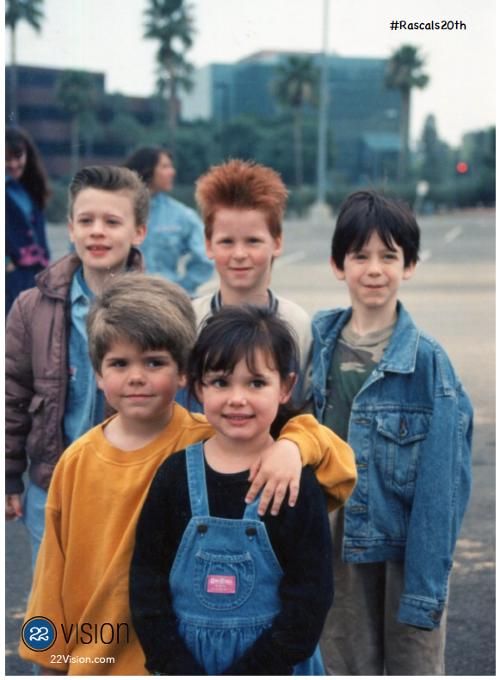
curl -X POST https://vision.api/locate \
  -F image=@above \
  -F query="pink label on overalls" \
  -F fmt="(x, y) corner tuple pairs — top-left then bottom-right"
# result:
(206, 575), (236, 594)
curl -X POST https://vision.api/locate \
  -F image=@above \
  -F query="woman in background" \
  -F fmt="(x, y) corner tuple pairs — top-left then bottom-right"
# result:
(6, 126), (51, 315)
(124, 146), (213, 296)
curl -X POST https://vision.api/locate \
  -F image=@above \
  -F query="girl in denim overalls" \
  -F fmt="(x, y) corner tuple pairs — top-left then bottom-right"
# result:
(130, 306), (333, 675)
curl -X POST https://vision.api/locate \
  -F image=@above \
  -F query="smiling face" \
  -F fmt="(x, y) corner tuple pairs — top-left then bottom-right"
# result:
(150, 152), (175, 193)
(197, 349), (293, 449)
(97, 340), (185, 429)
(332, 231), (415, 317)
(68, 188), (146, 285)
(6, 147), (27, 181)
(206, 208), (282, 303)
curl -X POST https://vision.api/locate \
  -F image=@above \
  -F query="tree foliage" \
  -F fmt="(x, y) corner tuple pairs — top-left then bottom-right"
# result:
(418, 114), (451, 184)
(144, 0), (195, 148)
(5, 0), (44, 32)
(56, 70), (98, 174)
(272, 55), (319, 187)
(6, 0), (45, 122)
(385, 44), (429, 181)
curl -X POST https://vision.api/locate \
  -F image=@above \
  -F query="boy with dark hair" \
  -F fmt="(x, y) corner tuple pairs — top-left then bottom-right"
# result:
(312, 190), (473, 675)
(193, 159), (312, 397)
(19, 273), (357, 675)
(5, 166), (148, 566)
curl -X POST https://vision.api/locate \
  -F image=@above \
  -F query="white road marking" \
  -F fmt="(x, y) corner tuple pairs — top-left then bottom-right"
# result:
(275, 251), (306, 269)
(421, 226), (463, 263)
(444, 226), (463, 243)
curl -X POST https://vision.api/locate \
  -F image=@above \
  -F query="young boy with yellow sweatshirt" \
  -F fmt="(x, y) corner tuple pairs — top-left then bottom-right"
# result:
(19, 273), (356, 675)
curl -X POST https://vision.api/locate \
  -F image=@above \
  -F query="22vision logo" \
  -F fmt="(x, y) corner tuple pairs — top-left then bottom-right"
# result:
(22, 616), (57, 652)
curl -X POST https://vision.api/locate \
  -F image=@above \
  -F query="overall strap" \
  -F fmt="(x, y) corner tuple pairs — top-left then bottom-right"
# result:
(185, 443), (210, 517)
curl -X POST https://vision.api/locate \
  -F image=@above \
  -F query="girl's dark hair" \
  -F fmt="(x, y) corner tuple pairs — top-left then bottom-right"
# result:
(331, 189), (420, 269)
(188, 305), (301, 437)
(123, 146), (172, 187)
(6, 126), (50, 208)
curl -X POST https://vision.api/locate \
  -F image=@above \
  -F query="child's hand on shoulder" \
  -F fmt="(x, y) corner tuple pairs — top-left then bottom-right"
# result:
(246, 440), (301, 516)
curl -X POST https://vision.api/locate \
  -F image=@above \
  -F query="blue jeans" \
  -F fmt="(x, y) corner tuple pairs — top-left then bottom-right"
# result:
(23, 483), (48, 572)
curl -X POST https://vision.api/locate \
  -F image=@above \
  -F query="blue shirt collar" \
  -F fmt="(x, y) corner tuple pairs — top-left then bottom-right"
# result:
(71, 266), (94, 304)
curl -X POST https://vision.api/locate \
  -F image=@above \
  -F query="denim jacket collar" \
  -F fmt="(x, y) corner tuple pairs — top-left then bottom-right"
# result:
(313, 301), (420, 375)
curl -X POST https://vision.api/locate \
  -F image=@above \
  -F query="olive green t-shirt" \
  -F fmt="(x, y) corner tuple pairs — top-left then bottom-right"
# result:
(323, 321), (395, 440)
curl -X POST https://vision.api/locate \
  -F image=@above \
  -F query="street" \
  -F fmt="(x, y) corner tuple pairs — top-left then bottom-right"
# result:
(5, 209), (495, 675)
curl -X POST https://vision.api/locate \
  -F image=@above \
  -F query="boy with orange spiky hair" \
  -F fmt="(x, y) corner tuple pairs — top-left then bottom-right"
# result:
(193, 159), (311, 398)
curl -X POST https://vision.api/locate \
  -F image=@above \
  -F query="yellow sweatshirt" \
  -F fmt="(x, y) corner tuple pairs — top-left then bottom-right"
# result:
(19, 405), (355, 675)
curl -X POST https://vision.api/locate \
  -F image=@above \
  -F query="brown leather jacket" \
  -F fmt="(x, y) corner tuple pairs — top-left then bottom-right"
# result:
(5, 250), (143, 494)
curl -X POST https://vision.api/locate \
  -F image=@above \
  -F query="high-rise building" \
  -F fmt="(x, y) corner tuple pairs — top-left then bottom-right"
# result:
(181, 51), (401, 182)
(5, 65), (157, 178)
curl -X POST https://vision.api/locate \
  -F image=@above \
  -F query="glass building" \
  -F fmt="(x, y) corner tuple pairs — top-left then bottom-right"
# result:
(181, 51), (401, 182)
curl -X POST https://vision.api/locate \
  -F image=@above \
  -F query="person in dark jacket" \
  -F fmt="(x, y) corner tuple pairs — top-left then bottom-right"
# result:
(5, 126), (51, 314)
(5, 165), (148, 569)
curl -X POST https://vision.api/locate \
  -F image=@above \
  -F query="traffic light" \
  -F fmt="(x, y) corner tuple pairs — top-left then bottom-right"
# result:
(456, 161), (469, 174)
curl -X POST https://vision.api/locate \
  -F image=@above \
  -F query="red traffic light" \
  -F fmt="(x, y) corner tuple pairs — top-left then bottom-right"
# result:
(456, 161), (469, 174)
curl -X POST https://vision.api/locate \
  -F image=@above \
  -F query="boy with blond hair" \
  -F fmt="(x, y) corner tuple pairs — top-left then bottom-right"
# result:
(6, 166), (148, 566)
(19, 273), (356, 675)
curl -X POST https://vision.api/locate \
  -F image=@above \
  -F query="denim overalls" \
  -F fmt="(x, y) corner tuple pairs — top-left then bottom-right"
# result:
(169, 443), (324, 675)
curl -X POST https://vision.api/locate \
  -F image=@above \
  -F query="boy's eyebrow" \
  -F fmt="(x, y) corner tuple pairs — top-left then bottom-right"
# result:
(74, 210), (124, 219)
(142, 350), (172, 357)
(102, 354), (126, 363)
(350, 243), (398, 253)
(104, 349), (171, 358)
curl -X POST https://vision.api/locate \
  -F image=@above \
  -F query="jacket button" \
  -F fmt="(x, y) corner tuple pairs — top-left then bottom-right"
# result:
(197, 524), (208, 534)
(246, 527), (257, 537)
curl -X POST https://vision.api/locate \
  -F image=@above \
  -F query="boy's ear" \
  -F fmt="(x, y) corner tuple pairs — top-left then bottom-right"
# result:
(68, 220), (75, 243)
(96, 372), (104, 391)
(205, 238), (214, 260)
(403, 261), (417, 280)
(330, 257), (345, 281)
(132, 224), (147, 246)
(177, 372), (187, 389)
(279, 373), (297, 404)
(272, 235), (283, 258)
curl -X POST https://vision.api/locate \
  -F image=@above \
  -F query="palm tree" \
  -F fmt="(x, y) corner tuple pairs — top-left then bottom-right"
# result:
(5, 0), (45, 123)
(385, 44), (429, 182)
(56, 70), (97, 176)
(272, 55), (319, 188)
(144, 0), (195, 150)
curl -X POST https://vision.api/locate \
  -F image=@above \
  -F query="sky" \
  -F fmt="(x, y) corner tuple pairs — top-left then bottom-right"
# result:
(4, 0), (496, 147)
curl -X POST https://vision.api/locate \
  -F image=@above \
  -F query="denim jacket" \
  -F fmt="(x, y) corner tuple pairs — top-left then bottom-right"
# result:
(311, 301), (473, 630)
(142, 192), (214, 295)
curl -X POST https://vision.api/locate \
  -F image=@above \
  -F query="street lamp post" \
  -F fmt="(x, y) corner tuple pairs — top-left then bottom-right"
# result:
(312, 0), (331, 219)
